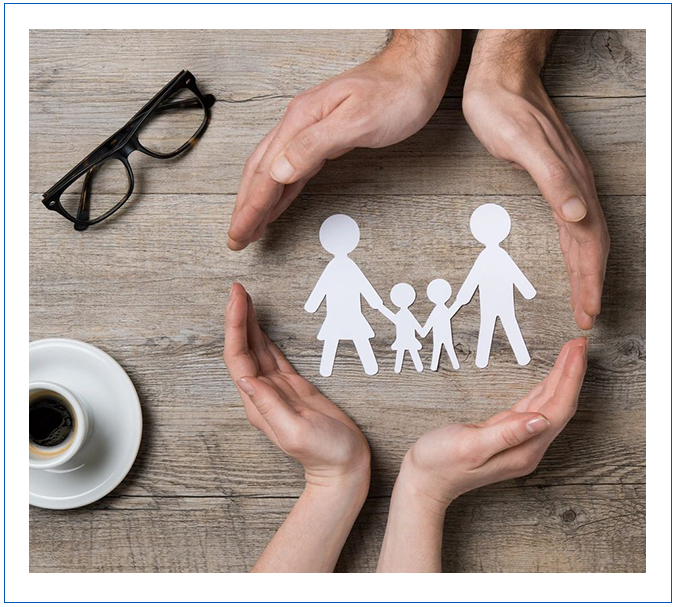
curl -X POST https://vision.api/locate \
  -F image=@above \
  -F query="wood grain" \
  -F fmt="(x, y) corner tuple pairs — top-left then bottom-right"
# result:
(29, 29), (645, 573)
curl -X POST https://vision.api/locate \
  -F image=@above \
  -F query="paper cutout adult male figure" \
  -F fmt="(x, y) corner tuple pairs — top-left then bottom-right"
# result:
(378, 283), (425, 373)
(448, 204), (536, 368)
(422, 278), (460, 371)
(305, 214), (382, 377)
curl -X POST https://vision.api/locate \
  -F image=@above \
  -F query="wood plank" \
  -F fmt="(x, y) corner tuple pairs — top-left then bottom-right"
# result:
(29, 30), (645, 103)
(29, 484), (645, 573)
(29, 28), (645, 574)
(29, 95), (645, 197)
(29, 193), (645, 497)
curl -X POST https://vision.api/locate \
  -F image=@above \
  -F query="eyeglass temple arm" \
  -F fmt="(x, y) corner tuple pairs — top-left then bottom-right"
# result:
(128, 94), (216, 127)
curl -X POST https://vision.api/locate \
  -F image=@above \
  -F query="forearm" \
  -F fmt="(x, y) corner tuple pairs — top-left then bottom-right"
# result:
(467, 30), (555, 88)
(252, 477), (369, 573)
(377, 466), (448, 573)
(382, 30), (462, 99)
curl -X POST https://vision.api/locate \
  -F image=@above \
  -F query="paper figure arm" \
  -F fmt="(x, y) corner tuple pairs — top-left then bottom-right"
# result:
(414, 316), (426, 337)
(304, 270), (329, 313)
(419, 316), (433, 338)
(377, 303), (397, 324)
(507, 256), (537, 300)
(356, 267), (383, 309)
(453, 259), (481, 310)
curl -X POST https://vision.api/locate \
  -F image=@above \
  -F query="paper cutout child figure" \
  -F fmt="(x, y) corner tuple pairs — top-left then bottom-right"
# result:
(305, 214), (382, 377)
(448, 203), (536, 368)
(421, 278), (460, 371)
(378, 283), (424, 373)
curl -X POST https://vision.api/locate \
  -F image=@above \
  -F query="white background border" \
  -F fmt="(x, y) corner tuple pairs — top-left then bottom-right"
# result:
(7, 1), (667, 602)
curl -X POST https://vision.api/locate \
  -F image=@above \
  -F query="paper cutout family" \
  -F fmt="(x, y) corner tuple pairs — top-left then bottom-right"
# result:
(305, 205), (536, 376)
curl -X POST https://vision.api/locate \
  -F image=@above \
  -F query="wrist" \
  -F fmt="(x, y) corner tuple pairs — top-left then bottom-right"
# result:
(379, 29), (461, 97)
(304, 462), (371, 504)
(395, 452), (454, 517)
(465, 29), (553, 94)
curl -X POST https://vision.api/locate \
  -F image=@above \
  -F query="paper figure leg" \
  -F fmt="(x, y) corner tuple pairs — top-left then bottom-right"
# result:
(354, 338), (378, 375)
(444, 342), (460, 370)
(410, 350), (423, 372)
(394, 350), (404, 373)
(476, 314), (497, 368)
(430, 341), (442, 371)
(500, 311), (531, 365)
(320, 339), (339, 377)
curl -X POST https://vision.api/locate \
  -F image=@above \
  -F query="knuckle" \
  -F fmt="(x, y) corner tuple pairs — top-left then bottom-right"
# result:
(295, 133), (317, 155)
(541, 160), (572, 185)
(500, 427), (524, 449)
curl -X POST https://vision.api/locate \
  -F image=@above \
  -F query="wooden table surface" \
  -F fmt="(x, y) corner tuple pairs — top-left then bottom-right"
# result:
(29, 29), (645, 573)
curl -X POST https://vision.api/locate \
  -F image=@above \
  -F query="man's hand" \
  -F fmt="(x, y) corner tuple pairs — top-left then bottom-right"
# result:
(227, 30), (461, 251)
(224, 282), (370, 489)
(400, 337), (587, 509)
(463, 30), (609, 330)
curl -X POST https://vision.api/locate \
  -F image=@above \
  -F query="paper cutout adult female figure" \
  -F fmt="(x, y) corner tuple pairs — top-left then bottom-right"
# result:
(305, 214), (382, 377)
(448, 204), (536, 368)
(378, 283), (425, 373)
(422, 278), (460, 371)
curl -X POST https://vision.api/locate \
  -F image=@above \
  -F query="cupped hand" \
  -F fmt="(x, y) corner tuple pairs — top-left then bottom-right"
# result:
(227, 30), (460, 251)
(399, 338), (587, 508)
(223, 283), (370, 488)
(463, 57), (609, 330)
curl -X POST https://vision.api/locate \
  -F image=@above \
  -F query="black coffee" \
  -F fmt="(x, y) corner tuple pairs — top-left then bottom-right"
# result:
(29, 396), (73, 447)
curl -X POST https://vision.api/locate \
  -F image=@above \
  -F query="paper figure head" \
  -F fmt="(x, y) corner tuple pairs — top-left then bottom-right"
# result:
(470, 203), (511, 246)
(427, 278), (452, 304)
(319, 214), (360, 256)
(390, 283), (416, 308)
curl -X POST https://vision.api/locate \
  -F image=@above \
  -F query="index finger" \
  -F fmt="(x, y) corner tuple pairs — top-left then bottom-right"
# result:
(224, 283), (258, 380)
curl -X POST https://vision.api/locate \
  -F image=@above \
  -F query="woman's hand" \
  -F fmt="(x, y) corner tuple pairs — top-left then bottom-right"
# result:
(401, 337), (587, 509)
(227, 29), (461, 251)
(463, 30), (609, 330)
(377, 337), (587, 572)
(223, 282), (370, 490)
(224, 283), (372, 571)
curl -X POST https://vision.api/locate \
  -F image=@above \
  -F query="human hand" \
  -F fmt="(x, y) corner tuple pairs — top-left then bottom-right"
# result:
(227, 30), (461, 251)
(223, 283), (370, 491)
(463, 30), (609, 330)
(398, 337), (587, 511)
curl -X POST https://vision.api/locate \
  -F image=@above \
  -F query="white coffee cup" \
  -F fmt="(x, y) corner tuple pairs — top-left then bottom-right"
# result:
(29, 380), (89, 470)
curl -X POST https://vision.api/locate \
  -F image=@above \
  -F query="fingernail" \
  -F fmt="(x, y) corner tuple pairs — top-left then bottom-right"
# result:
(237, 378), (255, 395)
(561, 197), (587, 222)
(526, 416), (550, 435)
(270, 156), (295, 183)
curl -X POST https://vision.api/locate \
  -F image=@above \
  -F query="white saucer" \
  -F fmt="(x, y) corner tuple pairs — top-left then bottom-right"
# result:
(29, 338), (142, 509)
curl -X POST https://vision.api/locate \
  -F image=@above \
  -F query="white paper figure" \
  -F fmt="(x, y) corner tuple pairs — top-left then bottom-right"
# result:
(378, 283), (425, 373)
(305, 214), (382, 377)
(421, 279), (460, 371)
(448, 204), (536, 368)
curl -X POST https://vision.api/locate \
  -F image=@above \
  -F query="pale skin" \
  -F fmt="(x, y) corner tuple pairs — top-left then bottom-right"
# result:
(223, 283), (371, 572)
(224, 283), (587, 572)
(376, 337), (587, 572)
(227, 29), (609, 331)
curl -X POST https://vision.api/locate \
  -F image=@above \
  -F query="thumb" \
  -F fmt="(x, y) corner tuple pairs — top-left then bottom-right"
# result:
(237, 377), (300, 432)
(269, 113), (354, 185)
(520, 147), (588, 223)
(473, 412), (551, 458)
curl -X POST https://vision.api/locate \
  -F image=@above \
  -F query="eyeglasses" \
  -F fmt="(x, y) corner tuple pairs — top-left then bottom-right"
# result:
(42, 70), (216, 231)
